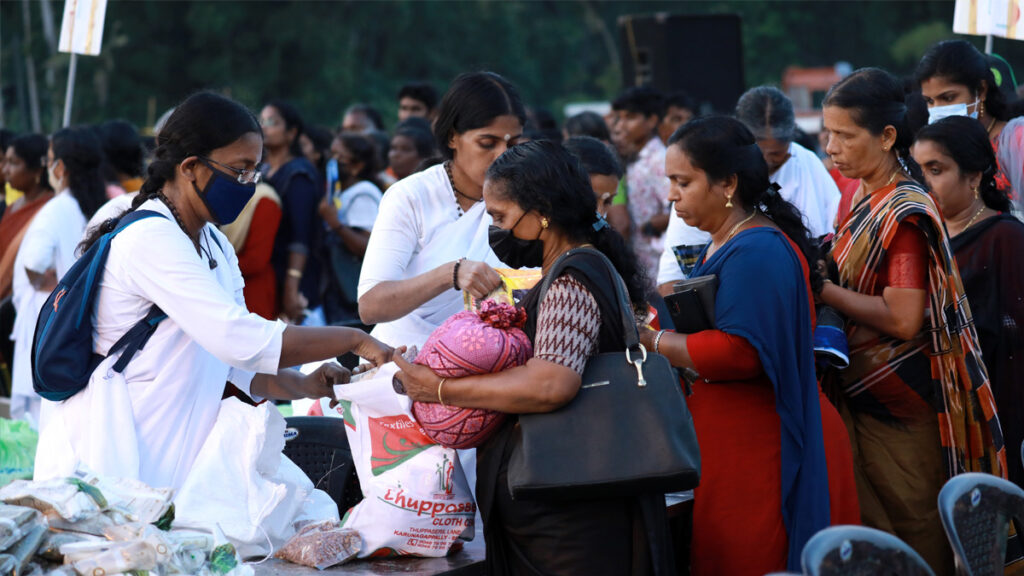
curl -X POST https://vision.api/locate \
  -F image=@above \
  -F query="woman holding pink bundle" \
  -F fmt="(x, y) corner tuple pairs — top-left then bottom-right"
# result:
(395, 140), (674, 575)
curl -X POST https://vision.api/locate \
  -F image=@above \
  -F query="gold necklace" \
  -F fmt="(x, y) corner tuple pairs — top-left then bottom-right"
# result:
(885, 170), (902, 187)
(724, 209), (758, 242)
(986, 117), (998, 136)
(963, 203), (987, 230)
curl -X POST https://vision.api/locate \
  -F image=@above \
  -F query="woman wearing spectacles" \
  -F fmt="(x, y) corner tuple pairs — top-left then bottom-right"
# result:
(39, 92), (392, 543)
(260, 99), (322, 324)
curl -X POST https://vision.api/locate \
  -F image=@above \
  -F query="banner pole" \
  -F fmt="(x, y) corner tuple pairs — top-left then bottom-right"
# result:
(62, 52), (77, 127)
(985, 34), (994, 54)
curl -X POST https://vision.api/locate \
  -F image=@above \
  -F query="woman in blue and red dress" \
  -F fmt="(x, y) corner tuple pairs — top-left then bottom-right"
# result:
(642, 116), (860, 575)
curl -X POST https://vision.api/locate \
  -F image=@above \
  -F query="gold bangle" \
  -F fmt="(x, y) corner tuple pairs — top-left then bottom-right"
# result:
(287, 268), (302, 279)
(437, 378), (448, 407)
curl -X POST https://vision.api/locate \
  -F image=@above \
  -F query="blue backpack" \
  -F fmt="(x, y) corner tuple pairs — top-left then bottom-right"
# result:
(32, 210), (169, 401)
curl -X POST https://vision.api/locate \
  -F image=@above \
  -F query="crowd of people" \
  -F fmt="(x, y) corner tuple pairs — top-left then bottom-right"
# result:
(2, 37), (1024, 575)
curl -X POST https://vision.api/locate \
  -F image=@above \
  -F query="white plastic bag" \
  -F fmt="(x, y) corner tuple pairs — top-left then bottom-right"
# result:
(334, 362), (476, 558)
(173, 398), (339, 558)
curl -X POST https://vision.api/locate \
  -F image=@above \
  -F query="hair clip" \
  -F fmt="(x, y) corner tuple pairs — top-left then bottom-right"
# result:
(592, 212), (610, 232)
(765, 183), (781, 197)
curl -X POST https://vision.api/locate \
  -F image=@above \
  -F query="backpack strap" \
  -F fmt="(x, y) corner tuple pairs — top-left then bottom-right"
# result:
(104, 209), (170, 373)
(109, 306), (168, 373)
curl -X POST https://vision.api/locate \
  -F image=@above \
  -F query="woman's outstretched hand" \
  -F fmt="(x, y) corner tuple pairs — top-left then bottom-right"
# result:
(393, 348), (446, 403)
(302, 362), (351, 399)
(356, 333), (394, 367)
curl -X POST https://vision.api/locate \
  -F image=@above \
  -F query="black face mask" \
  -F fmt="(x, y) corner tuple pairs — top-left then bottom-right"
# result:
(488, 212), (544, 269)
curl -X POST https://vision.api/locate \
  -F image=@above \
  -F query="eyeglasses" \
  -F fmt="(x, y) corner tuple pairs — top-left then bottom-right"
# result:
(259, 117), (280, 128)
(198, 156), (263, 185)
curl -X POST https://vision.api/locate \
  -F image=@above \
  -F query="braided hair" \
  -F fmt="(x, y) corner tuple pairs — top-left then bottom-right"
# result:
(80, 91), (260, 252)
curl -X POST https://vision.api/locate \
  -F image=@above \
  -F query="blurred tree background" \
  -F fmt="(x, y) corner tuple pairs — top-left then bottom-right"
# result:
(2, 0), (1020, 134)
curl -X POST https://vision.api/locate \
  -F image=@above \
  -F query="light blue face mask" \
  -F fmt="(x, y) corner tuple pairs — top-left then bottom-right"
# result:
(928, 98), (980, 124)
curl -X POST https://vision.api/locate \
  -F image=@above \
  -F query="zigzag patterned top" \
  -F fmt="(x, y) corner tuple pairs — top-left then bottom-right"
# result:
(830, 180), (1006, 480)
(533, 275), (601, 375)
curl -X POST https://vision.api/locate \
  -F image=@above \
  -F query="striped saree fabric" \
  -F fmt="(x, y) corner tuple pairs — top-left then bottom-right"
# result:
(830, 180), (1006, 480)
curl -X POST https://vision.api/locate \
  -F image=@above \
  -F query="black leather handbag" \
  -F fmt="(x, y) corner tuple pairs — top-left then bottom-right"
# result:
(507, 248), (701, 501)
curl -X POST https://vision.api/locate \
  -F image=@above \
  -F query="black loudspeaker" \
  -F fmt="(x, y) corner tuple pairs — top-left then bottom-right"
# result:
(618, 13), (745, 114)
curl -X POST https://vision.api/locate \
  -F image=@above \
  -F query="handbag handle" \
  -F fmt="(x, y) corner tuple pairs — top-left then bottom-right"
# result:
(533, 247), (648, 383)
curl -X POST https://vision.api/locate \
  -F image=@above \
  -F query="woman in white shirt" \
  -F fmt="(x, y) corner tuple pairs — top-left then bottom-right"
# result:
(10, 127), (107, 426)
(358, 71), (527, 350)
(320, 133), (384, 325)
(34, 92), (391, 493)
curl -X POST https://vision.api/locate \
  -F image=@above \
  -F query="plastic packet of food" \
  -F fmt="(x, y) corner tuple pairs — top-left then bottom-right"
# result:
(0, 480), (101, 523)
(57, 540), (114, 564)
(463, 268), (542, 312)
(161, 528), (214, 573)
(205, 524), (242, 576)
(4, 522), (46, 575)
(35, 531), (101, 563)
(0, 505), (41, 551)
(70, 469), (173, 525)
(0, 519), (19, 553)
(71, 541), (156, 575)
(103, 522), (176, 565)
(273, 521), (361, 570)
(46, 513), (115, 537)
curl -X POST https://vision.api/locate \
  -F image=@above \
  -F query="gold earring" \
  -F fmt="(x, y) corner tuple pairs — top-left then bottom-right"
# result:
(973, 185), (980, 199)
(725, 195), (733, 209)
(540, 217), (549, 229)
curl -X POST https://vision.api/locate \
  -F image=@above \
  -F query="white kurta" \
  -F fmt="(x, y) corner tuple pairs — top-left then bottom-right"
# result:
(34, 199), (287, 492)
(10, 190), (87, 426)
(771, 142), (841, 238)
(358, 164), (503, 350)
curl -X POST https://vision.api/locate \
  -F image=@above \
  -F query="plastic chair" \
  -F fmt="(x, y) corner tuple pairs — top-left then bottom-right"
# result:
(282, 416), (363, 515)
(802, 525), (936, 576)
(938, 472), (1024, 575)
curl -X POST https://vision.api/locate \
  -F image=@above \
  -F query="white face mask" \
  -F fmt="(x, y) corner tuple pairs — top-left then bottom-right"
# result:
(928, 98), (980, 124)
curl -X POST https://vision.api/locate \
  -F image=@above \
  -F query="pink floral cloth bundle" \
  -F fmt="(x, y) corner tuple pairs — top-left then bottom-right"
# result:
(411, 300), (533, 449)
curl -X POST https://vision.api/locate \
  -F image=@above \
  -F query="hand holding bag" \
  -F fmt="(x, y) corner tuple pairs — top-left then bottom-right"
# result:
(507, 248), (701, 501)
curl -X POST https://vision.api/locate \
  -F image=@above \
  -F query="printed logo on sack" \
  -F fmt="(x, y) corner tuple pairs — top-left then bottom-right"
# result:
(368, 414), (435, 476)
(336, 399), (356, 430)
(435, 453), (454, 495)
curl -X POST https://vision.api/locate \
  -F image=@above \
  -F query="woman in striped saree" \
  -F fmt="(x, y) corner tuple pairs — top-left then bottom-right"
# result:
(818, 68), (1006, 576)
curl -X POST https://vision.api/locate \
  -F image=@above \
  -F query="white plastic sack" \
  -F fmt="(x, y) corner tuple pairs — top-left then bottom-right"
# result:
(173, 398), (338, 559)
(334, 362), (476, 558)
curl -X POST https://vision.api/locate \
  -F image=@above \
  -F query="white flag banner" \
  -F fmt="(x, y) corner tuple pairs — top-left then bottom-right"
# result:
(58, 0), (108, 56)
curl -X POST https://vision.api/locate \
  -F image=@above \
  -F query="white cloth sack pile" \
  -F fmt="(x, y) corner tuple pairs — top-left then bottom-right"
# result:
(333, 362), (475, 557)
(173, 398), (338, 558)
